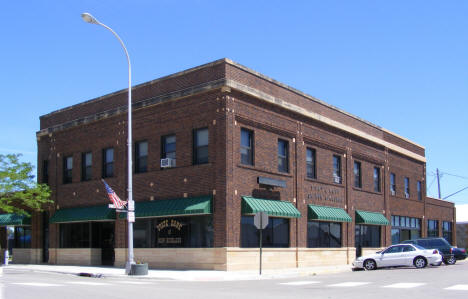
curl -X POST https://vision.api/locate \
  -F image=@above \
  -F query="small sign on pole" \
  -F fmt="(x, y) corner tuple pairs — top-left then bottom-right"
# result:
(128, 211), (135, 223)
(108, 204), (116, 209)
(254, 211), (268, 275)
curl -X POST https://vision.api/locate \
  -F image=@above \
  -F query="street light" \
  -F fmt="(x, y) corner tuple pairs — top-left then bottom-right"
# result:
(81, 12), (135, 274)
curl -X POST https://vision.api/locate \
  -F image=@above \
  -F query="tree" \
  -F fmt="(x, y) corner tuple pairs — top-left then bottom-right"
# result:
(0, 154), (52, 216)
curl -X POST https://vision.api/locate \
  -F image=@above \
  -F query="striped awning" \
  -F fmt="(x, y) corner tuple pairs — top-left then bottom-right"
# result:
(355, 210), (390, 225)
(0, 213), (31, 226)
(120, 195), (212, 219)
(241, 196), (301, 218)
(50, 205), (116, 223)
(308, 205), (352, 222)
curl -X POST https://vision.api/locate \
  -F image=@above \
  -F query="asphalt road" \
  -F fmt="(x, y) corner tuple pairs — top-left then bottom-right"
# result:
(2, 261), (468, 299)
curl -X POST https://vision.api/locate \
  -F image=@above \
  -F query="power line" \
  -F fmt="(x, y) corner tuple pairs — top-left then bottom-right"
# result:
(440, 172), (468, 180)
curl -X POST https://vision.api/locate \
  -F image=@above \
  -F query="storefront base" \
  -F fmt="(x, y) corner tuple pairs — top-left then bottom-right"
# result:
(49, 248), (102, 266)
(11, 248), (42, 264)
(113, 247), (355, 271)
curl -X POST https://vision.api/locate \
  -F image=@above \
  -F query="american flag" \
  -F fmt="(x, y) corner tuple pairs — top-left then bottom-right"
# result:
(102, 179), (127, 209)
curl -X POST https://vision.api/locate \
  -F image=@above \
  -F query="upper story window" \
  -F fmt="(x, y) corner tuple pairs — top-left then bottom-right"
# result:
(390, 173), (396, 195)
(162, 134), (176, 160)
(42, 160), (49, 184)
(277, 139), (289, 173)
(240, 128), (254, 166)
(135, 141), (148, 173)
(306, 148), (316, 179)
(353, 161), (362, 188)
(81, 152), (92, 181)
(193, 128), (209, 165)
(102, 148), (114, 178)
(404, 177), (410, 198)
(332, 155), (341, 184)
(63, 156), (73, 184)
(374, 167), (381, 192)
(417, 181), (422, 201)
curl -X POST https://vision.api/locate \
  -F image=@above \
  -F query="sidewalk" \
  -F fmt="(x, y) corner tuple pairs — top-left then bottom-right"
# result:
(2, 263), (352, 281)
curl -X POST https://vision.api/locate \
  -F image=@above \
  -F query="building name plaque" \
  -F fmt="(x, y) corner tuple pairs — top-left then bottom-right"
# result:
(306, 185), (343, 203)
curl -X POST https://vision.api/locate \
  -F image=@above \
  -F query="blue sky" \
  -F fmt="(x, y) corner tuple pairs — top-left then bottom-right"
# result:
(1, 1), (467, 205)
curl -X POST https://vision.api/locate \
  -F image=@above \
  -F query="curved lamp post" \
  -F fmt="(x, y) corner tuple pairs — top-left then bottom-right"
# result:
(81, 12), (135, 274)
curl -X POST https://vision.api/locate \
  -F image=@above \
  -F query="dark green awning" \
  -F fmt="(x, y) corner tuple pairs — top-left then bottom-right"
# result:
(0, 214), (31, 226)
(50, 205), (116, 223)
(241, 196), (301, 218)
(355, 210), (389, 225)
(308, 205), (352, 222)
(120, 195), (212, 219)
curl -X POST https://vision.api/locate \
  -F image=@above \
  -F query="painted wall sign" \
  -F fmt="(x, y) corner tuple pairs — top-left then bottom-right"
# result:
(306, 185), (343, 203)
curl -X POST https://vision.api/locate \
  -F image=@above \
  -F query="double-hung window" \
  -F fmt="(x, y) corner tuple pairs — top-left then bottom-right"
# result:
(306, 148), (316, 179)
(63, 156), (73, 184)
(240, 129), (253, 165)
(102, 148), (114, 178)
(374, 167), (381, 192)
(135, 141), (148, 173)
(277, 139), (289, 173)
(81, 152), (92, 181)
(390, 173), (396, 195)
(193, 128), (209, 164)
(333, 155), (341, 183)
(354, 161), (362, 188)
(404, 177), (410, 198)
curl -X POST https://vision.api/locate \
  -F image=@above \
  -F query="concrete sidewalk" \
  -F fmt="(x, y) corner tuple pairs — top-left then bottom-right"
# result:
(2, 264), (352, 281)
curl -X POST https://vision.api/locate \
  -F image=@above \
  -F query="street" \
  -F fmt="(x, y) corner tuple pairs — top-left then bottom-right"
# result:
(2, 261), (467, 299)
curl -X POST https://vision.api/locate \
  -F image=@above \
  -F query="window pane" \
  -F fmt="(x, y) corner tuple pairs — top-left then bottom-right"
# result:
(196, 129), (209, 146)
(278, 140), (288, 173)
(240, 129), (253, 165)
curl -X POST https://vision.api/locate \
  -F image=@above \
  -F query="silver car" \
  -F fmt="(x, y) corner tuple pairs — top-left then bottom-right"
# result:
(353, 243), (442, 270)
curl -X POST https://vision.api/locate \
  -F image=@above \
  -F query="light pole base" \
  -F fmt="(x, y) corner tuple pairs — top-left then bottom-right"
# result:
(125, 261), (135, 275)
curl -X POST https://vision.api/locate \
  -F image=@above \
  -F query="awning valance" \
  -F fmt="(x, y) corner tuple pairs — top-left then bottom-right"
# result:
(308, 205), (352, 222)
(241, 196), (301, 218)
(50, 205), (116, 223)
(355, 210), (389, 225)
(0, 213), (31, 226)
(120, 195), (212, 219)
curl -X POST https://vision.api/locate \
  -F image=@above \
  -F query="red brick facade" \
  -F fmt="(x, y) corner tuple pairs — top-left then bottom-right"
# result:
(33, 59), (455, 264)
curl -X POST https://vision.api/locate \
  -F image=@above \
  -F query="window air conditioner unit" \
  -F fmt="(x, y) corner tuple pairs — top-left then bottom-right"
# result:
(160, 158), (176, 168)
(405, 192), (410, 199)
(333, 176), (341, 184)
(391, 190), (396, 196)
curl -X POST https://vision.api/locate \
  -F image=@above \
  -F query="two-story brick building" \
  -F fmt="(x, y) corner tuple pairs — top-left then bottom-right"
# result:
(5, 58), (456, 269)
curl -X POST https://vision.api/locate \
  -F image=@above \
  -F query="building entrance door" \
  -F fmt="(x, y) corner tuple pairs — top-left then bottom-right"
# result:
(100, 222), (114, 266)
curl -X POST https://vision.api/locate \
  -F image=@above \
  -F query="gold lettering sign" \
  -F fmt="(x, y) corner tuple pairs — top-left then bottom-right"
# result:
(306, 185), (343, 203)
(156, 219), (184, 232)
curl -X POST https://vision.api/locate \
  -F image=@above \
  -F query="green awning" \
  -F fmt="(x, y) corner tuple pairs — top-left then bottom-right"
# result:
(308, 205), (352, 222)
(0, 214), (31, 226)
(355, 210), (389, 225)
(241, 196), (301, 218)
(120, 195), (212, 219)
(50, 205), (116, 223)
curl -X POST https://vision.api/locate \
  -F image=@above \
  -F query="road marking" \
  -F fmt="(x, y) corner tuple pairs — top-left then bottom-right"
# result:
(445, 285), (468, 291)
(12, 282), (63, 287)
(67, 281), (112, 286)
(383, 283), (426, 289)
(280, 281), (320, 286)
(328, 282), (371, 287)
(118, 281), (154, 285)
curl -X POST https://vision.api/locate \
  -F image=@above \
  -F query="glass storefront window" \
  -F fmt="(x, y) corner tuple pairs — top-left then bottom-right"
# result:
(241, 216), (289, 248)
(60, 223), (90, 248)
(391, 215), (422, 244)
(355, 225), (380, 248)
(133, 216), (213, 248)
(443, 221), (452, 244)
(14, 226), (32, 248)
(307, 221), (341, 248)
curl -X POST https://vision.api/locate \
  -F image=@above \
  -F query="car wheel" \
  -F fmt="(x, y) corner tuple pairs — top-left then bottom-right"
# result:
(414, 257), (427, 269)
(363, 259), (377, 270)
(445, 256), (456, 265)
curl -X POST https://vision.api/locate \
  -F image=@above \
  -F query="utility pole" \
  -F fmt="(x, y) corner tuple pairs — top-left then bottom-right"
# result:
(436, 168), (441, 199)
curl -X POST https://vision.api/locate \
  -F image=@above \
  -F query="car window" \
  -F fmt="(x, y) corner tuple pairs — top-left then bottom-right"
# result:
(413, 244), (426, 250)
(383, 246), (403, 254)
(418, 240), (430, 248)
(429, 239), (446, 247)
(402, 245), (415, 252)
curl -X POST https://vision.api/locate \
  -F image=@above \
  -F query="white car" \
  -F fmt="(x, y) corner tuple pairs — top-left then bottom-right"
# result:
(353, 243), (442, 270)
